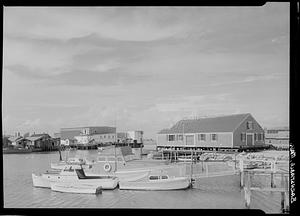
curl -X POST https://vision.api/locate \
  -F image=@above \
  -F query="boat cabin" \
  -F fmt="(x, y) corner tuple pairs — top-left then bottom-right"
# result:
(149, 175), (169, 180)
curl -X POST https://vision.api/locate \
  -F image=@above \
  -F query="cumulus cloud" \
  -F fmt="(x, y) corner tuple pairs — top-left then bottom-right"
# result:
(2, 4), (290, 136)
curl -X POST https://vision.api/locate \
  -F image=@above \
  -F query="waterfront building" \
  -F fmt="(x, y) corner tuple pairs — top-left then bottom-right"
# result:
(25, 133), (57, 151)
(127, 131), (143, 144)
(117, 132), (127, 143)
(2, 136), (12, 148)
(157, 113), (265, 151)
(60, 138), (76, 146)
(60, 126), (116, 149)
(8, 136), (26, 147)
(264, 127), (289, 150)
(74, 132), (116, 145)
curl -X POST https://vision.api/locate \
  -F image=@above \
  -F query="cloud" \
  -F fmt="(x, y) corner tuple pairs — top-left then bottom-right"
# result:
(209, 73), (284, 87)
(16, 118), (41, 130)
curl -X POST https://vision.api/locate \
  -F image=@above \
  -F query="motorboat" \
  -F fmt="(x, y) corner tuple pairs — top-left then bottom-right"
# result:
(32, 164), (118, 189)
(119, 169), (190, 190)
(50, 157), (94, 170)
(177, 155), (193, 162)
(50, 182), (103, 194)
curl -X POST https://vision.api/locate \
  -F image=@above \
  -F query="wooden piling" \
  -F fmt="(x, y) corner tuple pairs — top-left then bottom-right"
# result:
(190, 150), (193, 188)
(280, 173), (285, 212)
(240, 159), (244, 188)
(244, 172), (251, 209)
(271, 172), (275, 188)
(284, 175), (289, 212)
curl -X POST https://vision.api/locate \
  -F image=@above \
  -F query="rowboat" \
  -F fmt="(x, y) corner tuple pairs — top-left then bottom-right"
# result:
(119, 169), (190, 190)
(32, 165), (118, 189)
(50, 182), (103, 194)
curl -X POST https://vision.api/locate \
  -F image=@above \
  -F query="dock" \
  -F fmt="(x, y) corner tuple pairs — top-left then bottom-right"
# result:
(239, 159), (289, 213)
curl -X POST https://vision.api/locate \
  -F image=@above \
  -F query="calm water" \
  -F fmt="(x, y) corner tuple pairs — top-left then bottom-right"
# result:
(3, 150), (282, 212)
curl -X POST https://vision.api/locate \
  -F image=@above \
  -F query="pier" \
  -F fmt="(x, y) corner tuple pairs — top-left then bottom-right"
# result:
(238, 159), (289, 213)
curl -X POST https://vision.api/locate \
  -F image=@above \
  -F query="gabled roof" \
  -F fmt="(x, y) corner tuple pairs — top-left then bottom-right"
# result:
(8, 136), (24, 142)
(31, 133), (50, 137)
(26, 136), (44, 142)
(158, 113), (251, 134)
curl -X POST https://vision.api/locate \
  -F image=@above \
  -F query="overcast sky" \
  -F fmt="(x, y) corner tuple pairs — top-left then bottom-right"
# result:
(3, 3), (289, 138)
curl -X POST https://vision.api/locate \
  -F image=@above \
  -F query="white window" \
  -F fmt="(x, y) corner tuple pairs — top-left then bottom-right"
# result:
(168, 135), (175, 141)
(247, 121), (253, 130)
(258, 133), (261, 141)
(241, 133), (246, 142)
(211, 134), (217, 141)
(177, 135), (183, 141)
(198, 134), (206, 141)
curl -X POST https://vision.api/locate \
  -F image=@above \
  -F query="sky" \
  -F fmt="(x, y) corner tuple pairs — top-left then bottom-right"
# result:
(2, 3), (289, 138)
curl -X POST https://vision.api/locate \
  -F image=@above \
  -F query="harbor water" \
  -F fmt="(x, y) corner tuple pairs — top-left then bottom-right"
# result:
(3, 150), (284, 212)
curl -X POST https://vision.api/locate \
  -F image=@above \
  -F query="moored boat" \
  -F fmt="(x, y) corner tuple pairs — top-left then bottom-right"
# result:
(50, 182), (103, 194)
(32, 165), (118, 189)
(119, 170), (190, 190)
(50, 157), (94, 170)
(177, 155), (193, 162)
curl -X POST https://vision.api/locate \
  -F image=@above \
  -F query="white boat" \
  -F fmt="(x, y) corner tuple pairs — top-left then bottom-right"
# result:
(119, 170), (190, 190)
(178, 155), (193, 162)
(50, 182), (103, 194)
(32, 165), (118, 189)
(50, 157), (94, 170)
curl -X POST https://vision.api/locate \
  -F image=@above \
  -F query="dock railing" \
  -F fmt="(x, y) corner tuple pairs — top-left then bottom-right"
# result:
(239, 158), (289, 213)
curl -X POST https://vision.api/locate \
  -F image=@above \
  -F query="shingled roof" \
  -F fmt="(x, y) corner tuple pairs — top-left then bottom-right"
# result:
(158, 113), (251, 134)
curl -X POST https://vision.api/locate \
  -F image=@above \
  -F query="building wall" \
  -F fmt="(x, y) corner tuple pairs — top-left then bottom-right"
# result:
(194, 132), (232, 148)
(265, 138), (289, 145)
(60, 128), (82, 140)
(127, 131), (143, 143)
(61, 127), (116, 139)
(265, 129), (289, 139)
(81, 127), (116, 135)
(92, 133), (116, 144)
(74, 133), (116, 145)
(157, 132), (232, 148)
(233, 114), (265, 148)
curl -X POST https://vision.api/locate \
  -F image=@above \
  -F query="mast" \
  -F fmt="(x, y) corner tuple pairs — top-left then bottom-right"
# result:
(58, 144), (62, 161)
(114, 143), (117, 172)
(114, 112), (117, 172)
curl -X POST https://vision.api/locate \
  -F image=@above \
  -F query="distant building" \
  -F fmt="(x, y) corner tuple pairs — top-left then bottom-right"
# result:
(74, 133), (116, 145)
(25, 133), (54, 150)
(157, 113), (265, 150)
(53, 132), (61, 138)
(60, 126), (116, 147)
(2, 136), (12, 148)
(117, 132), (127, 143)
(264, 127), (289, 150)
(60, 138), (76, 146)
(8, 136), (26, 147)
(127, 131), (143, 144)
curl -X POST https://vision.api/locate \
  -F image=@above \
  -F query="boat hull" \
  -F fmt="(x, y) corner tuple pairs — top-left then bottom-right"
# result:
(50, 182), (103, 194)
(32, 173), (118, 189)
(119, 177), (190, 190)
(50, 162), (92, 170)
(32, 173), (51, 188)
